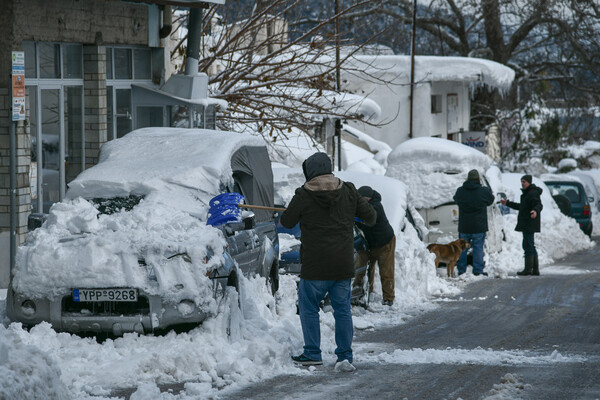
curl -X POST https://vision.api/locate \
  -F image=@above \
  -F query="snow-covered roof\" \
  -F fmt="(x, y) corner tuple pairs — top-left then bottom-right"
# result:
(349, 55), (515, 93)
(247, 86), (381, 121)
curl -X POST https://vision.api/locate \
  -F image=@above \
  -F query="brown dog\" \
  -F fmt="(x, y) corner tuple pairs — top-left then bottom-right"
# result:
(427, 238), (471, 277)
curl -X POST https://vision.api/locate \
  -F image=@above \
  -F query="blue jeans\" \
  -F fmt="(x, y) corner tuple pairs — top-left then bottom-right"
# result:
(457, 232), (486, 275)
(522, 232), (537, 256)
(297, 278), (353, 363)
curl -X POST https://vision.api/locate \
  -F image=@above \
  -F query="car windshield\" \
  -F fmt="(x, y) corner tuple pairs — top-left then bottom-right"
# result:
(92, 195), (144, 215)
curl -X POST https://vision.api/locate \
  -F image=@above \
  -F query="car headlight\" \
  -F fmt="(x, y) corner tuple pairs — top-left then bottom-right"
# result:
(178, 299), (196, 316)
(21, 299), (36, 317)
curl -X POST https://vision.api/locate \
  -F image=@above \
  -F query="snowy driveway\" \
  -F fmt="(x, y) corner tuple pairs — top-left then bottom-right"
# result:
(216, 239), (600, 400)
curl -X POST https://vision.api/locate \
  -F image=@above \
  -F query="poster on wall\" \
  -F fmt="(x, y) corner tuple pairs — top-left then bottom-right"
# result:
(12, 51), (26, 121)
(12, 98), (25, 120)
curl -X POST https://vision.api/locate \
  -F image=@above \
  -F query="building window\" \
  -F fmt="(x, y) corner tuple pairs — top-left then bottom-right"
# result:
(106, 46), (155, 138)
(23, 42), (83, 80)
(431, 94), (443, 114)
(38, 43), (61, 79)
(23, 42), (37, 79)
(136, 106), (163, 128)
(106, 48), (113, 80)
(205, 105), (216, 129)
(114, 48), (132, 80)
(63, 44), (83, 79)
(133, 49), (152, 80)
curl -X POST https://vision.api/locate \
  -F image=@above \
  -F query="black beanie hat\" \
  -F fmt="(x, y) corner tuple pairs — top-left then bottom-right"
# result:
(302, 152), (332, 181)
(358, 186), (374, 198)
(521, 174), (533, 184)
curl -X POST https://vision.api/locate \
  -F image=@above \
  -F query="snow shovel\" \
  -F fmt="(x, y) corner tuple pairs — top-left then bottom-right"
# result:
(237, 204), (287, 212)
(207, 192), (286, 226)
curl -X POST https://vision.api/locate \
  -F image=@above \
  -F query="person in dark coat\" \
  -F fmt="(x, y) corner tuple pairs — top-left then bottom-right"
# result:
(280, 152), (376, 370)
(453, 169), (495, 276)
(501, 174), (543, 276)
(353, 186), (396, 305)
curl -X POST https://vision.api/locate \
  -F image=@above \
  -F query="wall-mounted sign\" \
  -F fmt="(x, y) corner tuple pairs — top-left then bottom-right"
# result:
(12, 51), (25, 121)
(462, 131), (486, 153)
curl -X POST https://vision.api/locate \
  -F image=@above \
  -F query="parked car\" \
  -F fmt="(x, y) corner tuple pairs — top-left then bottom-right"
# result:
(542, 174), (593, 236)
(8, 127), (280, 336)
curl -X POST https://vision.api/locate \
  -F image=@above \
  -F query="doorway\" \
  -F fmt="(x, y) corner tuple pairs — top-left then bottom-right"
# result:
(29, 85), (84, 213)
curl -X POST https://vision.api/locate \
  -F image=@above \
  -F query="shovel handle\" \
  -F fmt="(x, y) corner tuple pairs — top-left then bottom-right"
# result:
(237, 204), (287, 212)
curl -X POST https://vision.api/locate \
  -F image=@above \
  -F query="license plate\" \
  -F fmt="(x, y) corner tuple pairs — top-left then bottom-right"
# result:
(73, 288), (138, 302)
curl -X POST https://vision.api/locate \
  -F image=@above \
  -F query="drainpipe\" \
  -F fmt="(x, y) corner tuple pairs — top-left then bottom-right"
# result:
(185, 7), (203, 76)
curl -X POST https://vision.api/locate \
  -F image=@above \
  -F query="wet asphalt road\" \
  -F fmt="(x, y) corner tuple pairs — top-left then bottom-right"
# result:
(217, 240), (600, 400)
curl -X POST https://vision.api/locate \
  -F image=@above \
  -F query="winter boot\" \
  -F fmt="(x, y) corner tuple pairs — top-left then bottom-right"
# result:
(532, 254), (540, 276)
(517, 254), (534, 276)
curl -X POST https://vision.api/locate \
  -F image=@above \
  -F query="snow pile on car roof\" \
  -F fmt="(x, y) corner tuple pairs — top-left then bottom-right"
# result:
(67, 127), (264, 202)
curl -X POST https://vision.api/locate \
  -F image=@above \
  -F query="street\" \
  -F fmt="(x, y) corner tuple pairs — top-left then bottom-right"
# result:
(218, 239), (600, 400)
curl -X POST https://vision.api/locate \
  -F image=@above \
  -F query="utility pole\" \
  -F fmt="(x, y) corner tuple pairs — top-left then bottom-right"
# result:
(9, 98), (16, 276)
(335, 0), (342, 171)
(9, 50), (26, 278)
(409, 0), (417, 139)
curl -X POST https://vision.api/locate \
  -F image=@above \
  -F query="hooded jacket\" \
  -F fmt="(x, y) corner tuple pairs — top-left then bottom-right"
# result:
(280, 155), (376, 280)
(506, 184), (543, 233)
(356, 190), (395, 248)
(453, 180), (495, 234)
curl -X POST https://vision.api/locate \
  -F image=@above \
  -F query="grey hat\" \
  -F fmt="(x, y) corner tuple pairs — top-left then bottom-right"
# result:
(467, 169), (480, 181)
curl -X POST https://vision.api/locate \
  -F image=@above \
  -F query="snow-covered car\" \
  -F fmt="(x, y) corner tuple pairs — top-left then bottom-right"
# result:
(7, 128), (279, 336)
(567, 170), (600, 214)
(272, 168), (425, 304)
(386, 137), (504, 254)
(542, 173), (593, 237)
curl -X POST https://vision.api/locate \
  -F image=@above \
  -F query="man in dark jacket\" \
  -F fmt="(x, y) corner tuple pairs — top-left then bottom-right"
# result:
(353, 186), (396, 306)
(280, 152), (376, 371)
(501, 174), (543, 276)
(453, 169), (495, 276)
